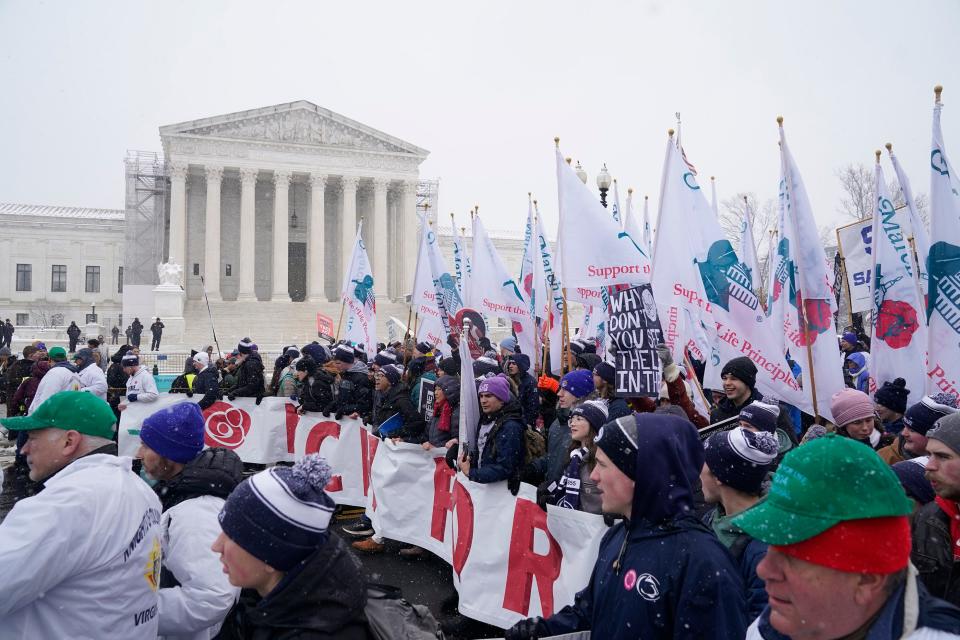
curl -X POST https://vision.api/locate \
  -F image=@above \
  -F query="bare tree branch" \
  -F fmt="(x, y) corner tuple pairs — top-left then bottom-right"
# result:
(836, 163), (874, 221)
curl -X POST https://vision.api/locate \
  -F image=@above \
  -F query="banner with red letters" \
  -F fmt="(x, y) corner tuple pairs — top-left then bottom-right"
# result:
(119, 395), (608, 629)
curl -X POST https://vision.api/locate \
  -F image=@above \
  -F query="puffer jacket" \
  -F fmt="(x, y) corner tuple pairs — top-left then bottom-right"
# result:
(333, 363), (372, 418)
(468, 400), (525, 484)
(230, 352), (265, 398)
(298, 370), (336, 414)
(371, 383), (425, 442)
(193, 366), (222, 411)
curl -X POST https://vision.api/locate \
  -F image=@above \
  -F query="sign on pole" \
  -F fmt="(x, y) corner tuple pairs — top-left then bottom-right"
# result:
(835, 218), (874, 313)
(607, 284), (664, 397)
(316, 313), (335, 341)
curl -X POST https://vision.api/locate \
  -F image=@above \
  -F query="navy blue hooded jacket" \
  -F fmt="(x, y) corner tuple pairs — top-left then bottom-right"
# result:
(507, 353), (540, 427)
(541, 414), (749, 639)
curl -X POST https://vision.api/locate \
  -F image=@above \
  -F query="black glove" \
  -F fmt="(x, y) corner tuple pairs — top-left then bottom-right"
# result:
(227, 394), (236, 401)
(185, 390), (194, 398)
(505, 617), (547, 640)
(507, 472), (521, 497)
(255, 396), (263, 406)
(335, 410), (344, 421)
(445, 443), (460, 470)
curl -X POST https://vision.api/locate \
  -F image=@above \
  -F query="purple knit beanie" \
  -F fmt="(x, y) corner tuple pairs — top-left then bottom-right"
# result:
(478, 375), (511, 403)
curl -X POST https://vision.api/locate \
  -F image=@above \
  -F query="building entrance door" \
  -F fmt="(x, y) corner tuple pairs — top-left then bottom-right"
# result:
(288, 242), (307, 302)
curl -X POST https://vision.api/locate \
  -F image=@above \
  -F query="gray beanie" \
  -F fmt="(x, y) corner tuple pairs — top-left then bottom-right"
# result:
(927, 412), (960, 456)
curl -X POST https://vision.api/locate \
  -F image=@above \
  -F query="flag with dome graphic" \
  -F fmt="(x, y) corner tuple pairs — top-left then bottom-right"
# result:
(869, 159), (927, 409)
(340, 221), (376, 357)
(927, 90), (960, 398)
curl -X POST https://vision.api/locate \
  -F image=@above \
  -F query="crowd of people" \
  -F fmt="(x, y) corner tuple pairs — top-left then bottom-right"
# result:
(2, 326), (960, 639)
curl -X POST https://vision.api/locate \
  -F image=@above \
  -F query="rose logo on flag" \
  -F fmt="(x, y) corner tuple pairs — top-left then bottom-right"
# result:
(876, 300), (920, 349)
(202, 401), (252, 449)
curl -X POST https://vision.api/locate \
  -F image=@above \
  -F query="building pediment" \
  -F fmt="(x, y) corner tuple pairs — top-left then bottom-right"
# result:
(160, 101), (428, 157)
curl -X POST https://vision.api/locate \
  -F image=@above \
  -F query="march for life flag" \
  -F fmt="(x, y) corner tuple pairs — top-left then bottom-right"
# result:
(426, 221), (464, 335)
(555, 147), (648, 289)
(888, 147), (931, 307)
(341, 221), (377, 357)
(469, 216), (536, 356)
(411, 219), (448, 352)
(651, 134), (811, 415)
(778, 123), (845, 420)
(533, 209), (566, 375)
(927, 94), (960, 398)
(621, 189), (653, 281)
(870, 161), (927, 408)
(452, 220), (471, 300)
(740, 199), (763, 300)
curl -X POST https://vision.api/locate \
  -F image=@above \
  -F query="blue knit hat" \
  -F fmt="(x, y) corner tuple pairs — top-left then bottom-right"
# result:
(333, 344), (355, 364)
(561, 369), (595, 398)
(381, 364), (403, 386)
(593, 362), (615, 386)
(139, 402), (205, 463)
(218, 455), (335, 571)
(892, 457), (935, 505)
(374, 349), (399, 368)
(571, 399), (609, 431)
(704, 427), (779, 495)
(499, 336), (518, 353)
(595, 414), (639, 480)
(739, 401), (780, 434)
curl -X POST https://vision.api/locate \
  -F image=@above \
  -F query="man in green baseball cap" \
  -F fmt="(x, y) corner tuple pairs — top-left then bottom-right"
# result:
(735, 434), (960, 639)
(0, 391), (163, 638)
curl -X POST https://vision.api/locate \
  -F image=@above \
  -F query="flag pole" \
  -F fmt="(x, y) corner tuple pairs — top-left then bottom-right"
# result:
(683, 350), (712, 413)
(561, 288), (573, 373)
(334, 300), (346, 343)
(530, 195), (543, 375)
(779, 116), (821, 422)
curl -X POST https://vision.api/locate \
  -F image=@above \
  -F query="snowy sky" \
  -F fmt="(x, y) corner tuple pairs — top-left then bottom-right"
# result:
(1, 0), (958, 238)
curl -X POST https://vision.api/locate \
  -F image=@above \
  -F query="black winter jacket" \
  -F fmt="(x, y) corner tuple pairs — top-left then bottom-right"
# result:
(194, 366), (222, 410)
(913, 500), (960, 607)
(231, 352), (265, 398)
(299, 371), (336, 414)
(372, 384), (426, 442)
(214, 536), (370, 640)
(333, 369), (372, 418)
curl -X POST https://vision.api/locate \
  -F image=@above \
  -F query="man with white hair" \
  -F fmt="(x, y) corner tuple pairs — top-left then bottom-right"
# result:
(192, 350), (222, 411)
(0, 391), (163, 638)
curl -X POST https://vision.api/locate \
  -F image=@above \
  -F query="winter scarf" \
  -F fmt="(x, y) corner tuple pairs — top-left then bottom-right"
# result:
(435, 395), (453, 433)
(935, 497), (960, 560)
(553, 446), (588, 511)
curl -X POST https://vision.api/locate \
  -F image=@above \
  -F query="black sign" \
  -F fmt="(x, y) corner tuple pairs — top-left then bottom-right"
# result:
(418, 377), (437, 420)
(608, 284), (664, 397)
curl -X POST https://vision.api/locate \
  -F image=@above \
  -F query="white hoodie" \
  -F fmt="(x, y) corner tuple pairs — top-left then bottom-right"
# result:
(28, 362), (80, 413)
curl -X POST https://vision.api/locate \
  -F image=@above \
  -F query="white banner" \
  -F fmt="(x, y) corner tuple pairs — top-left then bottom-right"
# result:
(341, 222), (377, 357)
(119, 395), (607, 629)
(836, 218), (874, 314)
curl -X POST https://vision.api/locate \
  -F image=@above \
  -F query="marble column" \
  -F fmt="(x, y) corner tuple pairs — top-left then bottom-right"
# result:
(271, 170), (292, 302)
(203, 165), (224, 301)
(372, 177), (389, 296)
(401, 180), (419, 298)
(168, 161), (188, 267)
(308, 172), (327, 302)
(237, 168), (258, 301)
(340, 176), (359, 278)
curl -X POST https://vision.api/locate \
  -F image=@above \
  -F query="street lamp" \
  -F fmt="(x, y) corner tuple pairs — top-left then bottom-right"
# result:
(596, 163), (612, 208)
(574, 161), (588, 184)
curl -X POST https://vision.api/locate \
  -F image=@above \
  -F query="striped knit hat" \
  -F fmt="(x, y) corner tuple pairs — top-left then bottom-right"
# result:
(218, 455), (335, 571)
(237, 337), (255, 355)
(704, 427), (779, 494)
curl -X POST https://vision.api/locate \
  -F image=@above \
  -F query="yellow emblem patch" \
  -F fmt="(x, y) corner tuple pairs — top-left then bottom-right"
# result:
(143, 538), (162, 591)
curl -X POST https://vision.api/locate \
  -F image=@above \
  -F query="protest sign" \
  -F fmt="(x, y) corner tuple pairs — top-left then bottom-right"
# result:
(835, 218), (874, 313)
(418, 377), (436, 420)
(607, 284), (664, 396)
(316, 312), (335, 341)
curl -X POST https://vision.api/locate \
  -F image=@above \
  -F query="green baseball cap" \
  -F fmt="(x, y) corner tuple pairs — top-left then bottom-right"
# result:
(0, 391), (117, 439)
(733, 434), (912, 546)
(48, 346), (67, 361)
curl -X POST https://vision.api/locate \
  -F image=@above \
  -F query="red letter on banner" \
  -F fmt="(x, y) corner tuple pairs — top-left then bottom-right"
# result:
(284, 403), (300, 453)
(502, 499), (563, 616)
(431, 458), (456, 541)
(429, 460), (474, 575)
(362, 431), (380, 502)
(451, 480), (474, 576)
(304, 421), (342, 492)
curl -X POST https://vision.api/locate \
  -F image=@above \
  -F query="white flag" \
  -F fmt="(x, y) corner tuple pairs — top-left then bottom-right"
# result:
(621, 190), (653, 282)
(458, 329), (480, 447)
(711, 177), (719, 217)
(452, 221), (470, 300)
(555, 148), (648, 289)
(643, 195), (654, 259)
(652, 134), (811, 415)
(740, 200), (763, 301)
(927, 94), (960, 398)
(469, 216), (536, 357)
(888, 147), (931, 309)
(426, 223), (463, 335)
(870, 161), (927, 408)
(519, 199), (538, 314)
(340, 221), (377, 357)
(779, 123), (846, 419)
(411, 221), (448, 353)
(609, 179), (622, 226)
(534, 211), (566, 375)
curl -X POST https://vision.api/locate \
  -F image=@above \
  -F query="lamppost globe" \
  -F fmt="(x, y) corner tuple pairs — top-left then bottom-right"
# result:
(574, 161), (588, 184)
(597, 163), (612, 207)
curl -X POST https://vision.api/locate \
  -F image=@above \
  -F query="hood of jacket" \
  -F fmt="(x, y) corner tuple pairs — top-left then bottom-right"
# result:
(631, 413), (704, 527)
(509, 353), (531, 374)
(110, 344), (132, 363)
(31, 359), (51, 378)
(73, 348), (96, 370)
(155, 447), (244, 512)
(240, 535), (367, 634)
(845, 351), (868, 376)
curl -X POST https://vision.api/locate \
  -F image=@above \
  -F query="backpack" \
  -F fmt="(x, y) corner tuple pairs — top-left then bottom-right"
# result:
(523, 427), (546, 465)
(364, 583), (444, 640)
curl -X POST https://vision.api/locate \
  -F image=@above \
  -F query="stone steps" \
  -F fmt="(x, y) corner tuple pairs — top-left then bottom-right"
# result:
(178, 299), (415, 350)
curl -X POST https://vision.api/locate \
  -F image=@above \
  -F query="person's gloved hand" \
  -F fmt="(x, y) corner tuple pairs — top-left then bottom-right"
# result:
(255, 396), (263, 406)
(334, 410), (344, 420)
(445, 443), (460, 470)
(505, 617), (547, 640)
(185, 390), (193, 398)
(227, 394), (236, 401)
(289, 395), (299, 404)
(656, 343), (673, 367)
(507, 473), (521, 496)
(126, 393), (138, 403)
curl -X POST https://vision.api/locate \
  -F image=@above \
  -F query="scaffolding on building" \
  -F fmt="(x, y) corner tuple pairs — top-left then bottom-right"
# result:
(123, 150), (167, 287)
